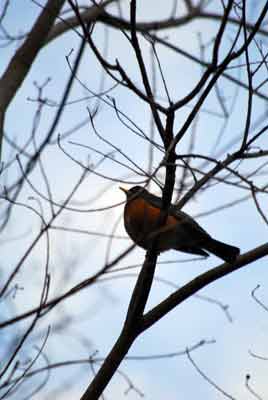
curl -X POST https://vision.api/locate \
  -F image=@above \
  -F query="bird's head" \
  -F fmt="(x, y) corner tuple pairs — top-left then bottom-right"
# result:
(120, 186), (147, 201)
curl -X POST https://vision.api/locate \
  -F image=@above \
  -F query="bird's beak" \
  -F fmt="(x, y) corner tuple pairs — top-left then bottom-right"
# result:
(119, 186), (128, 195)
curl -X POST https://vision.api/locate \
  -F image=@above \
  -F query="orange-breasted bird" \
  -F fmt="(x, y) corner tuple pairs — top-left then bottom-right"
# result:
(120, 186), (240, 263)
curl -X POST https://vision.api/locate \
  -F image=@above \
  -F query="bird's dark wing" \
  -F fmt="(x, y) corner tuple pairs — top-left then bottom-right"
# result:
(145, 193), (211, 241)
(169, 205), (210, 239)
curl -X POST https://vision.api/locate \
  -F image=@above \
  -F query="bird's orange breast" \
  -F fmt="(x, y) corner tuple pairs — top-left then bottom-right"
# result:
(124, 197), (178, 237)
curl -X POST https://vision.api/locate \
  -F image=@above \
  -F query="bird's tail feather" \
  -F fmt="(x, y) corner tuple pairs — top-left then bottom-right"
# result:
(204, 238), (240, 263)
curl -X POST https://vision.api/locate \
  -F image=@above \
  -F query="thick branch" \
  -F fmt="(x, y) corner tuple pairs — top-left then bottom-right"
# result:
(0, 0), (64, 110)
(141, 243), (268, 331)
(45, 0), (116, 44)
(80, 328), (136, 400)
(0, 0), (65, 157)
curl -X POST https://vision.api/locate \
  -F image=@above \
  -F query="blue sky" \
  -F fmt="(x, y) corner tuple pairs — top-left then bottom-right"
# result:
(1, 1), (268, 399)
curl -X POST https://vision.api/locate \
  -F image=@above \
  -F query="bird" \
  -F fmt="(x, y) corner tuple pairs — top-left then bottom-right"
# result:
(120, 186), (240, 263)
